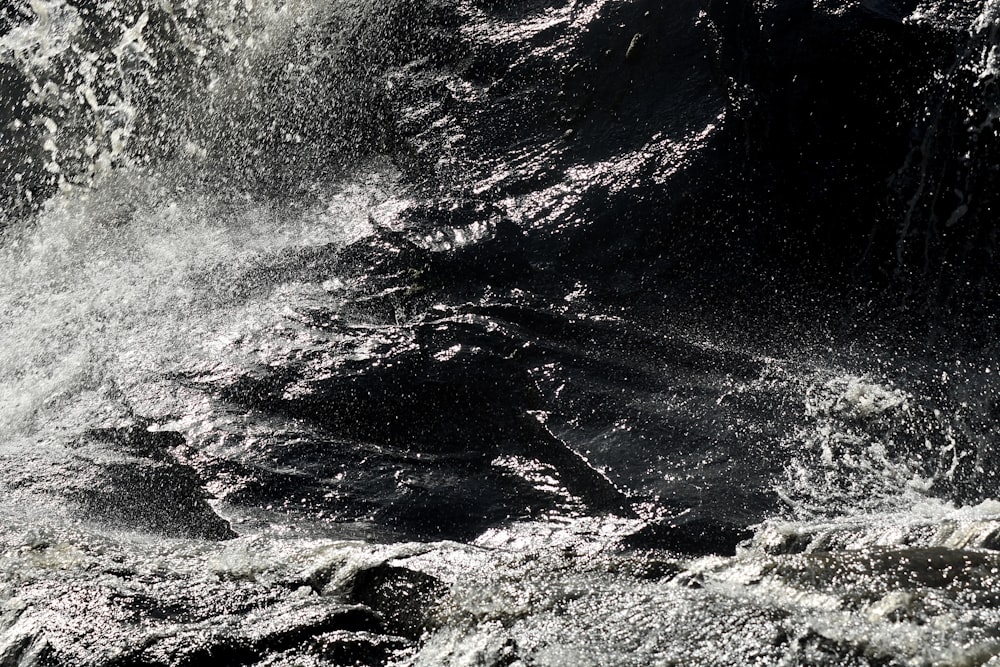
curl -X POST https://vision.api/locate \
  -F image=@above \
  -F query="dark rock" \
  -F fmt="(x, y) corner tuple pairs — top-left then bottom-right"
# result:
(288, 630), (411, 666)
(348, 564), (448, 639)
(0, 61), (55, 223)
(889, 7), (1000, 316)
(132, 604), (384, 667)
(627, 558), (682, 581)
(704, 0), (954, 279)
(72, 426), (235, 540)
(701, 0), (1000, 320)
(620, 516), (753, 556)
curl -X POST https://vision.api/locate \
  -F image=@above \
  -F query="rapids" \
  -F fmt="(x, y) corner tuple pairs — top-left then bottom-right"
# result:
(1, 0), (1000, 665)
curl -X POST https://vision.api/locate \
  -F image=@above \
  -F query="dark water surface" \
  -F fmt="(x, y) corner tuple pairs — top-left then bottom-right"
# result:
(1, 0), (1000, 664)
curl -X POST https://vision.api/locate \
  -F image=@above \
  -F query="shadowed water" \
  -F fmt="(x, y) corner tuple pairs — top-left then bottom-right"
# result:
(1, 0), (1000, 665)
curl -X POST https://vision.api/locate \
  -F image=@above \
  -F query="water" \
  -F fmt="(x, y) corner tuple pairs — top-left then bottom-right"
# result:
(1, 0), (1000, 665)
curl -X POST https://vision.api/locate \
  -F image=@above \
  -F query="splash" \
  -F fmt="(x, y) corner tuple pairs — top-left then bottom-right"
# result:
(0, 166), (404, 439)
(0, 0), (446, 217)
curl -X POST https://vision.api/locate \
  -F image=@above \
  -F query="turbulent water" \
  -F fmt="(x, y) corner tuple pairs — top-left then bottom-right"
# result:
(2, 0), (1000, 665)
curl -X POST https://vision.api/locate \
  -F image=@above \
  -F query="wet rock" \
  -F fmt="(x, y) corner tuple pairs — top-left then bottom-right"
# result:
(256, 630), (412, 667)
(703, 0), (1000, 316)
(620, 516), (753, 556)
(626, 558), (682, 581)
(348, 564), (448, 639)
(9, 569), (392, 667)
(71, 426), (235, 540)
(187, 295), (638, 540)
(704, 0), (941, 276)
(141, 605), (388, 666)
(0, 61), (54, 222)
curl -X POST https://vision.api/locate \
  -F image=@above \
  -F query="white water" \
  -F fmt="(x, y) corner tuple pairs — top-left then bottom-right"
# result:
(0, 166), (412, 444)
(3, 1), (1000, 665)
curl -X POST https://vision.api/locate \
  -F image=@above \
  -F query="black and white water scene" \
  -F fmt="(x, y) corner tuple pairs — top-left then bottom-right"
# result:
(4, 0), (1000, 664)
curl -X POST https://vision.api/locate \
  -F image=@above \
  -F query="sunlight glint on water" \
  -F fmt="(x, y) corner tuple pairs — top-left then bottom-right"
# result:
(0, 169), (400, 438)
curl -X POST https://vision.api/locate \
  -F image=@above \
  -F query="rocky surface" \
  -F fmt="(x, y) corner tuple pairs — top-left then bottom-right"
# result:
(2, 0), (1000, 665)
(5, 0), (998, 316)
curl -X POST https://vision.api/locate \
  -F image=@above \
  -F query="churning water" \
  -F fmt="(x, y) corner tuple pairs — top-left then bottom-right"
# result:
(2, 0), (1000, 665)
